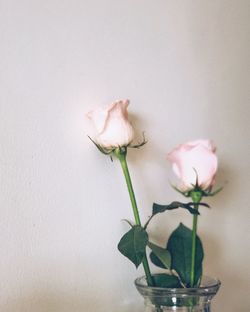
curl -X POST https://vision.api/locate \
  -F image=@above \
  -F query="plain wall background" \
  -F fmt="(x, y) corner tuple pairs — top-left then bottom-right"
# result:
(0, 0), (249, 311)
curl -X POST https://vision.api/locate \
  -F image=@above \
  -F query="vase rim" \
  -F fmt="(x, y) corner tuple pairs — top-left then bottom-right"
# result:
(135, 274), (221, 295)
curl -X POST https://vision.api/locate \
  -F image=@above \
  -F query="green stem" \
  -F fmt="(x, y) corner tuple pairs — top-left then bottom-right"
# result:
(119, 154), (141, 226)
(190, 191), (202, 287)
(116, 148), (154, 286)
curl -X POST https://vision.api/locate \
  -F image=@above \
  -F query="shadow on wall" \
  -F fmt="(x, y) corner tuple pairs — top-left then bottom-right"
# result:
(203, 231), (249, 312)
(202, 161), (249, 312)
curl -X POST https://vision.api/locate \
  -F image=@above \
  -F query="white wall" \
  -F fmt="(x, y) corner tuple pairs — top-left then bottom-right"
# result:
(0, 0), (249, 311)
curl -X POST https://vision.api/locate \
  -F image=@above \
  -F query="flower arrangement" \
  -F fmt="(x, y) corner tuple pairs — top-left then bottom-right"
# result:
(87, 100), (222, 295)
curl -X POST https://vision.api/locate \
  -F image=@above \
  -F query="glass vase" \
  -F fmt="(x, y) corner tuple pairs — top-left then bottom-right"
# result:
(135, 275), (221, 312)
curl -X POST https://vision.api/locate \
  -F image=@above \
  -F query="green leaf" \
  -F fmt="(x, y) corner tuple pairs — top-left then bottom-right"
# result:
(147, 201), (209, 229)
(153, 274), (182, 288)
(118, 225), (148, 268)
(144, 201), (202, 230)
(167, 223), (204, 287)
(150, 251), (166, 269)
(153, 202), (200, 216)
(148, 242), (171, 269)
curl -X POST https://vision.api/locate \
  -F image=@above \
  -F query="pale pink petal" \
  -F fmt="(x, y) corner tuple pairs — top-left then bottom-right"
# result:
(87, 100), (134, 148)
(86, 108), (109, 134)
(185, 139), (215, 152)
(172, 163), (181, 179)
(167, 140), (218, 191)
(181, 145), (217, 188)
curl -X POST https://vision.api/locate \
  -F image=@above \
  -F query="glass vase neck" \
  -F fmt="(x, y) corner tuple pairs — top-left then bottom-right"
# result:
(135, 275), (221, 312)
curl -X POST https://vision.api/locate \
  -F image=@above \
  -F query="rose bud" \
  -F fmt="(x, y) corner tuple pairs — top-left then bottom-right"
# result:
(87, 100), (134, 149)
(167, 140), (218, 192)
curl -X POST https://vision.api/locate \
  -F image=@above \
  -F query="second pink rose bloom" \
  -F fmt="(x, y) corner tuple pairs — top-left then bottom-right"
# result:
(167, 140), (218, 191)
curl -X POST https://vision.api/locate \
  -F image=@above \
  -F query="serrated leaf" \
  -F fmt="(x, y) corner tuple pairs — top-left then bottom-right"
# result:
(153, 202), (200, 216)
(118, 225), (148, 268)
(167, 223), (204, 287)
(144, 202), (209, 230)
(153, 274), (182, 288)
(148, 242), (171, 269)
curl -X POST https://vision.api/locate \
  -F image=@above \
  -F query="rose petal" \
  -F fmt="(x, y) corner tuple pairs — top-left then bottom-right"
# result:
(87, 100), (134, 149)
(167, 140), (218, 191)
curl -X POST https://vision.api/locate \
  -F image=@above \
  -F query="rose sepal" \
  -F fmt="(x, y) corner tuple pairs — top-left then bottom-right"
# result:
(88, 136), (113, 155)
(88, 133), (147, 159)
(171, 182), (223, 199)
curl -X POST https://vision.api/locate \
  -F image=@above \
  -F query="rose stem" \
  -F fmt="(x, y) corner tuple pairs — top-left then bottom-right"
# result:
(190, 191), (202, 287)
(115, 148), (154, 287)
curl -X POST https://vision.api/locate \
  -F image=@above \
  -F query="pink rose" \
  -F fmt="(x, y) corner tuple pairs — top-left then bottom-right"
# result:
(87, 100), (134, 149)
(167, 140), (218, 191)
